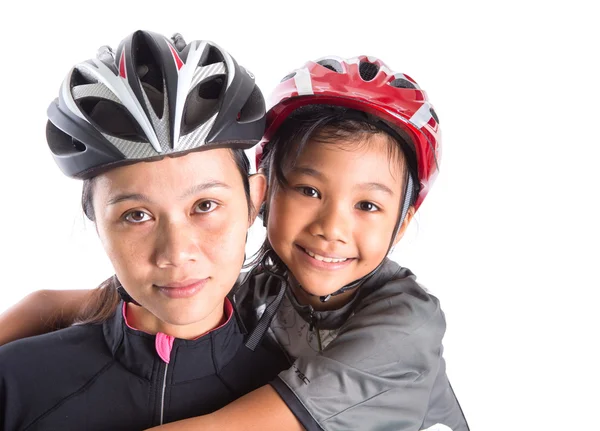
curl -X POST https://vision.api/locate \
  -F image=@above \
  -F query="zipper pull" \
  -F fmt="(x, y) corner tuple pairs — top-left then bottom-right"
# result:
(307, 307), (323, 351)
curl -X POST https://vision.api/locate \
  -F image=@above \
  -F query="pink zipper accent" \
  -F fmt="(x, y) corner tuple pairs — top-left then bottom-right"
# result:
(155, 333), (175, 364)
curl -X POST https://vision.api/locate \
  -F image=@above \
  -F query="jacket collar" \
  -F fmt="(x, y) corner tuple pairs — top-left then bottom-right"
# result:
(102, 299), (243, 381)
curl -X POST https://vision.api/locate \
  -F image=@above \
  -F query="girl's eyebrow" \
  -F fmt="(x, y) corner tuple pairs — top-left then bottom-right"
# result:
(291, 166), (324, 179)
(356, 182), (394, 195)
(108, 181), (231, 205)
(292, 166), (394, 195)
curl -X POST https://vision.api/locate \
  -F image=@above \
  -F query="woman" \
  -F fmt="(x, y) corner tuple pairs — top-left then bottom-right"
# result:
(0, 30), (289, 430)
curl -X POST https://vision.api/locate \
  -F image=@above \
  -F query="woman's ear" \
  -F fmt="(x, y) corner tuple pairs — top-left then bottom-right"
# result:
(392, 206), (415, 247)
(248, 172), (267, 225)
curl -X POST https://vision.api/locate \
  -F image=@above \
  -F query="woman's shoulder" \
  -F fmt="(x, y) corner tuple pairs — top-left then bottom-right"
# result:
(0, 323), (112, 381)
(0, 324), (114, 426)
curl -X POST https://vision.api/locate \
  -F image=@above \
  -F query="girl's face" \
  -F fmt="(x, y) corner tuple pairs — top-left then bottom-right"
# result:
(93, 149), (264, 338)
(267, 134), (411, 300)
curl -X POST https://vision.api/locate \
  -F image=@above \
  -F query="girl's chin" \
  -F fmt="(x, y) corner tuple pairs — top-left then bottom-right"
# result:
(292, 281), (340, 299)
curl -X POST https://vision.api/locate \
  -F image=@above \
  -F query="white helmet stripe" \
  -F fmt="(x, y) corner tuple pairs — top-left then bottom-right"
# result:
(409, 102), (432, 129)
(204, 40), (235, 89)
(190, 62), (226, 90)
(77, 59), (163, 153)
(378, 64), (393, 77)
(140, 80), (170, 152)
(61, 69), (87, 122)
(72, 83), (122, 103)
(173, 40), (208, 147)
(294, 68), (314, 96)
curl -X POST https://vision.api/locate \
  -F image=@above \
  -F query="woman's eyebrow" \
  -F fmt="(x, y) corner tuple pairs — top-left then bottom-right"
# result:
(108, 193), (153, 205)
(180, 181), (231, 199)
(107, 181), (231, 205)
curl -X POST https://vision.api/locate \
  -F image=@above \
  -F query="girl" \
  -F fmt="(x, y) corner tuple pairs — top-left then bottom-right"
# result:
(0, 30), (289, 430)
(1, 55), (469, 430)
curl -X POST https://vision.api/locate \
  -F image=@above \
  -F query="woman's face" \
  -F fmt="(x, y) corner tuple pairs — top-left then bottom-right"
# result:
(92, 149), (264, 338)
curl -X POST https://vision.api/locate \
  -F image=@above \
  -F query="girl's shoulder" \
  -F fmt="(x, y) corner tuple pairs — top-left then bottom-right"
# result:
(352, 259), (445, 338)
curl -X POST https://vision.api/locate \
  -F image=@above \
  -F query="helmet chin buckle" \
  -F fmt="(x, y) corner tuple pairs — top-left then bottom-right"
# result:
(115, 277), (141, 306)
(319, 294), (332, 303)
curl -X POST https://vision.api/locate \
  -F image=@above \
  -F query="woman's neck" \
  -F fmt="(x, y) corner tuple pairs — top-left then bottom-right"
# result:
(124, 302), (226, 340)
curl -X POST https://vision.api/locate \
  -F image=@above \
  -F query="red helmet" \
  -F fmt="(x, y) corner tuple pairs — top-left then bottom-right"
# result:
(256, 55), (441, 210)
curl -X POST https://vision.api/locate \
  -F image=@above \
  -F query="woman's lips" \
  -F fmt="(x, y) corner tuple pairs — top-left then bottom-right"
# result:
(155, 278), (209, 299)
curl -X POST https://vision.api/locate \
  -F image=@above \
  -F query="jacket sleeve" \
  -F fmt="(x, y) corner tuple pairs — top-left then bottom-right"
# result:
(270, 280), (447, 431)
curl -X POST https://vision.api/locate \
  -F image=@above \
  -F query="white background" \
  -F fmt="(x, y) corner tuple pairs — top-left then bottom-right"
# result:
(0, 1), (598, 429)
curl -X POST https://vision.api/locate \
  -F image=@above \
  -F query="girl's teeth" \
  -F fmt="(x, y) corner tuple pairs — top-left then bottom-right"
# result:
(305, 249), (347, 263)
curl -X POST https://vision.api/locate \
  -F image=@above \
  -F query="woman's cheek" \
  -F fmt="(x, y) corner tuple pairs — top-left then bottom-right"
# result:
(204, 213), (247, 263)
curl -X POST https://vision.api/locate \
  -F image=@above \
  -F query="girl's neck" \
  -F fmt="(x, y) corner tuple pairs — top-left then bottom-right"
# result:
(288, 277), (358, 311)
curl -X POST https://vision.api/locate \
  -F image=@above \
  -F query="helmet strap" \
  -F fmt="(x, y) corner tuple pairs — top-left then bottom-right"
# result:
(114, 276), (141, 306)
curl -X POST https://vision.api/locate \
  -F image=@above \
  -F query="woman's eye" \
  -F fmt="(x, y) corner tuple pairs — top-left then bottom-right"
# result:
(298, 186), (320, 198)
(194, 200), (218, 213)
(356, 201), (379, 212)
(124, 210), (152, 223)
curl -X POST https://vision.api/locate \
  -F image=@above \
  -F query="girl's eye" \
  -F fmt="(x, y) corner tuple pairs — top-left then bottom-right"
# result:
(356, 201), (380, 212)
(194, 200), (218, 213)
(124, 210), (152, 223)
(298, 186), (320, 198)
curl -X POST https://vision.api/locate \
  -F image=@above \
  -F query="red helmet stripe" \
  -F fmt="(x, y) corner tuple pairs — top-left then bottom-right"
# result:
(168, 44), (184, 71)
(119, 50), (127, 79)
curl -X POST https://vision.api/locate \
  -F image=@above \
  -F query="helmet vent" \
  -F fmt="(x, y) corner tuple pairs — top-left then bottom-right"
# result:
(430, 108), (440, 124)
(316, 59), (343, 73)
(181, 75), (225, 134)
(280, 72), (296, 82)
(199, 45), (224, 67)
(132, 32), (165, 118)
(71, 68), (98, 86)
(359, 61), (379, 81)
(78, 99), (148, 142)
(73, 140), (86, 152)
(46, 122), (87, 155)
(237, 85), (265, 123)
(389, 78), (417, 89)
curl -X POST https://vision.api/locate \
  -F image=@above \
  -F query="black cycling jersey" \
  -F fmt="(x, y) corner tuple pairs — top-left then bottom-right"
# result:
(0, 300), (289, 430)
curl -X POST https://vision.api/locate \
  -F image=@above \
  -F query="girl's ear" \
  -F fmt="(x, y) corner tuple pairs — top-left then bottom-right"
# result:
(392, 206), (415, 247)
(248, 172), (267, 225)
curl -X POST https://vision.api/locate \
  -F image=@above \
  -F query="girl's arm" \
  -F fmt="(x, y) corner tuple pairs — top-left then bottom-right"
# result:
(146, 385), (304, 431)
(147, 270), (467, 431)
(0, 289), (91, 345)
(265, 272), (469, 431)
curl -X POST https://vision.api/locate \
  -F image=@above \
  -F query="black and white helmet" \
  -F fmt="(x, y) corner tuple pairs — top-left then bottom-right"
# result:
(47, 30), (265, 178)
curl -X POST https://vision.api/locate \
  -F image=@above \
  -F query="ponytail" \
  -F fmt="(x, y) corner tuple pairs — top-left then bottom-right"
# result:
(74, 276), (121, 325)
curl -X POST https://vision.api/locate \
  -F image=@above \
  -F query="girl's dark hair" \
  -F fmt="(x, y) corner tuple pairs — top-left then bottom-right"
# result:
(251, 105), (420, 275)
(76, 148), (253, 325)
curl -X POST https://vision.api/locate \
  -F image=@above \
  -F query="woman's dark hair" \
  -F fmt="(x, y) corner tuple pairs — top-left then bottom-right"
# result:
(251, 105), (420, 275)
(76, 148), (253, 325)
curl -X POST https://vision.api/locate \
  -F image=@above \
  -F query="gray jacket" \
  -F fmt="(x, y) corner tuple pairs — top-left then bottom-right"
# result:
(233, 259), (469, 431)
